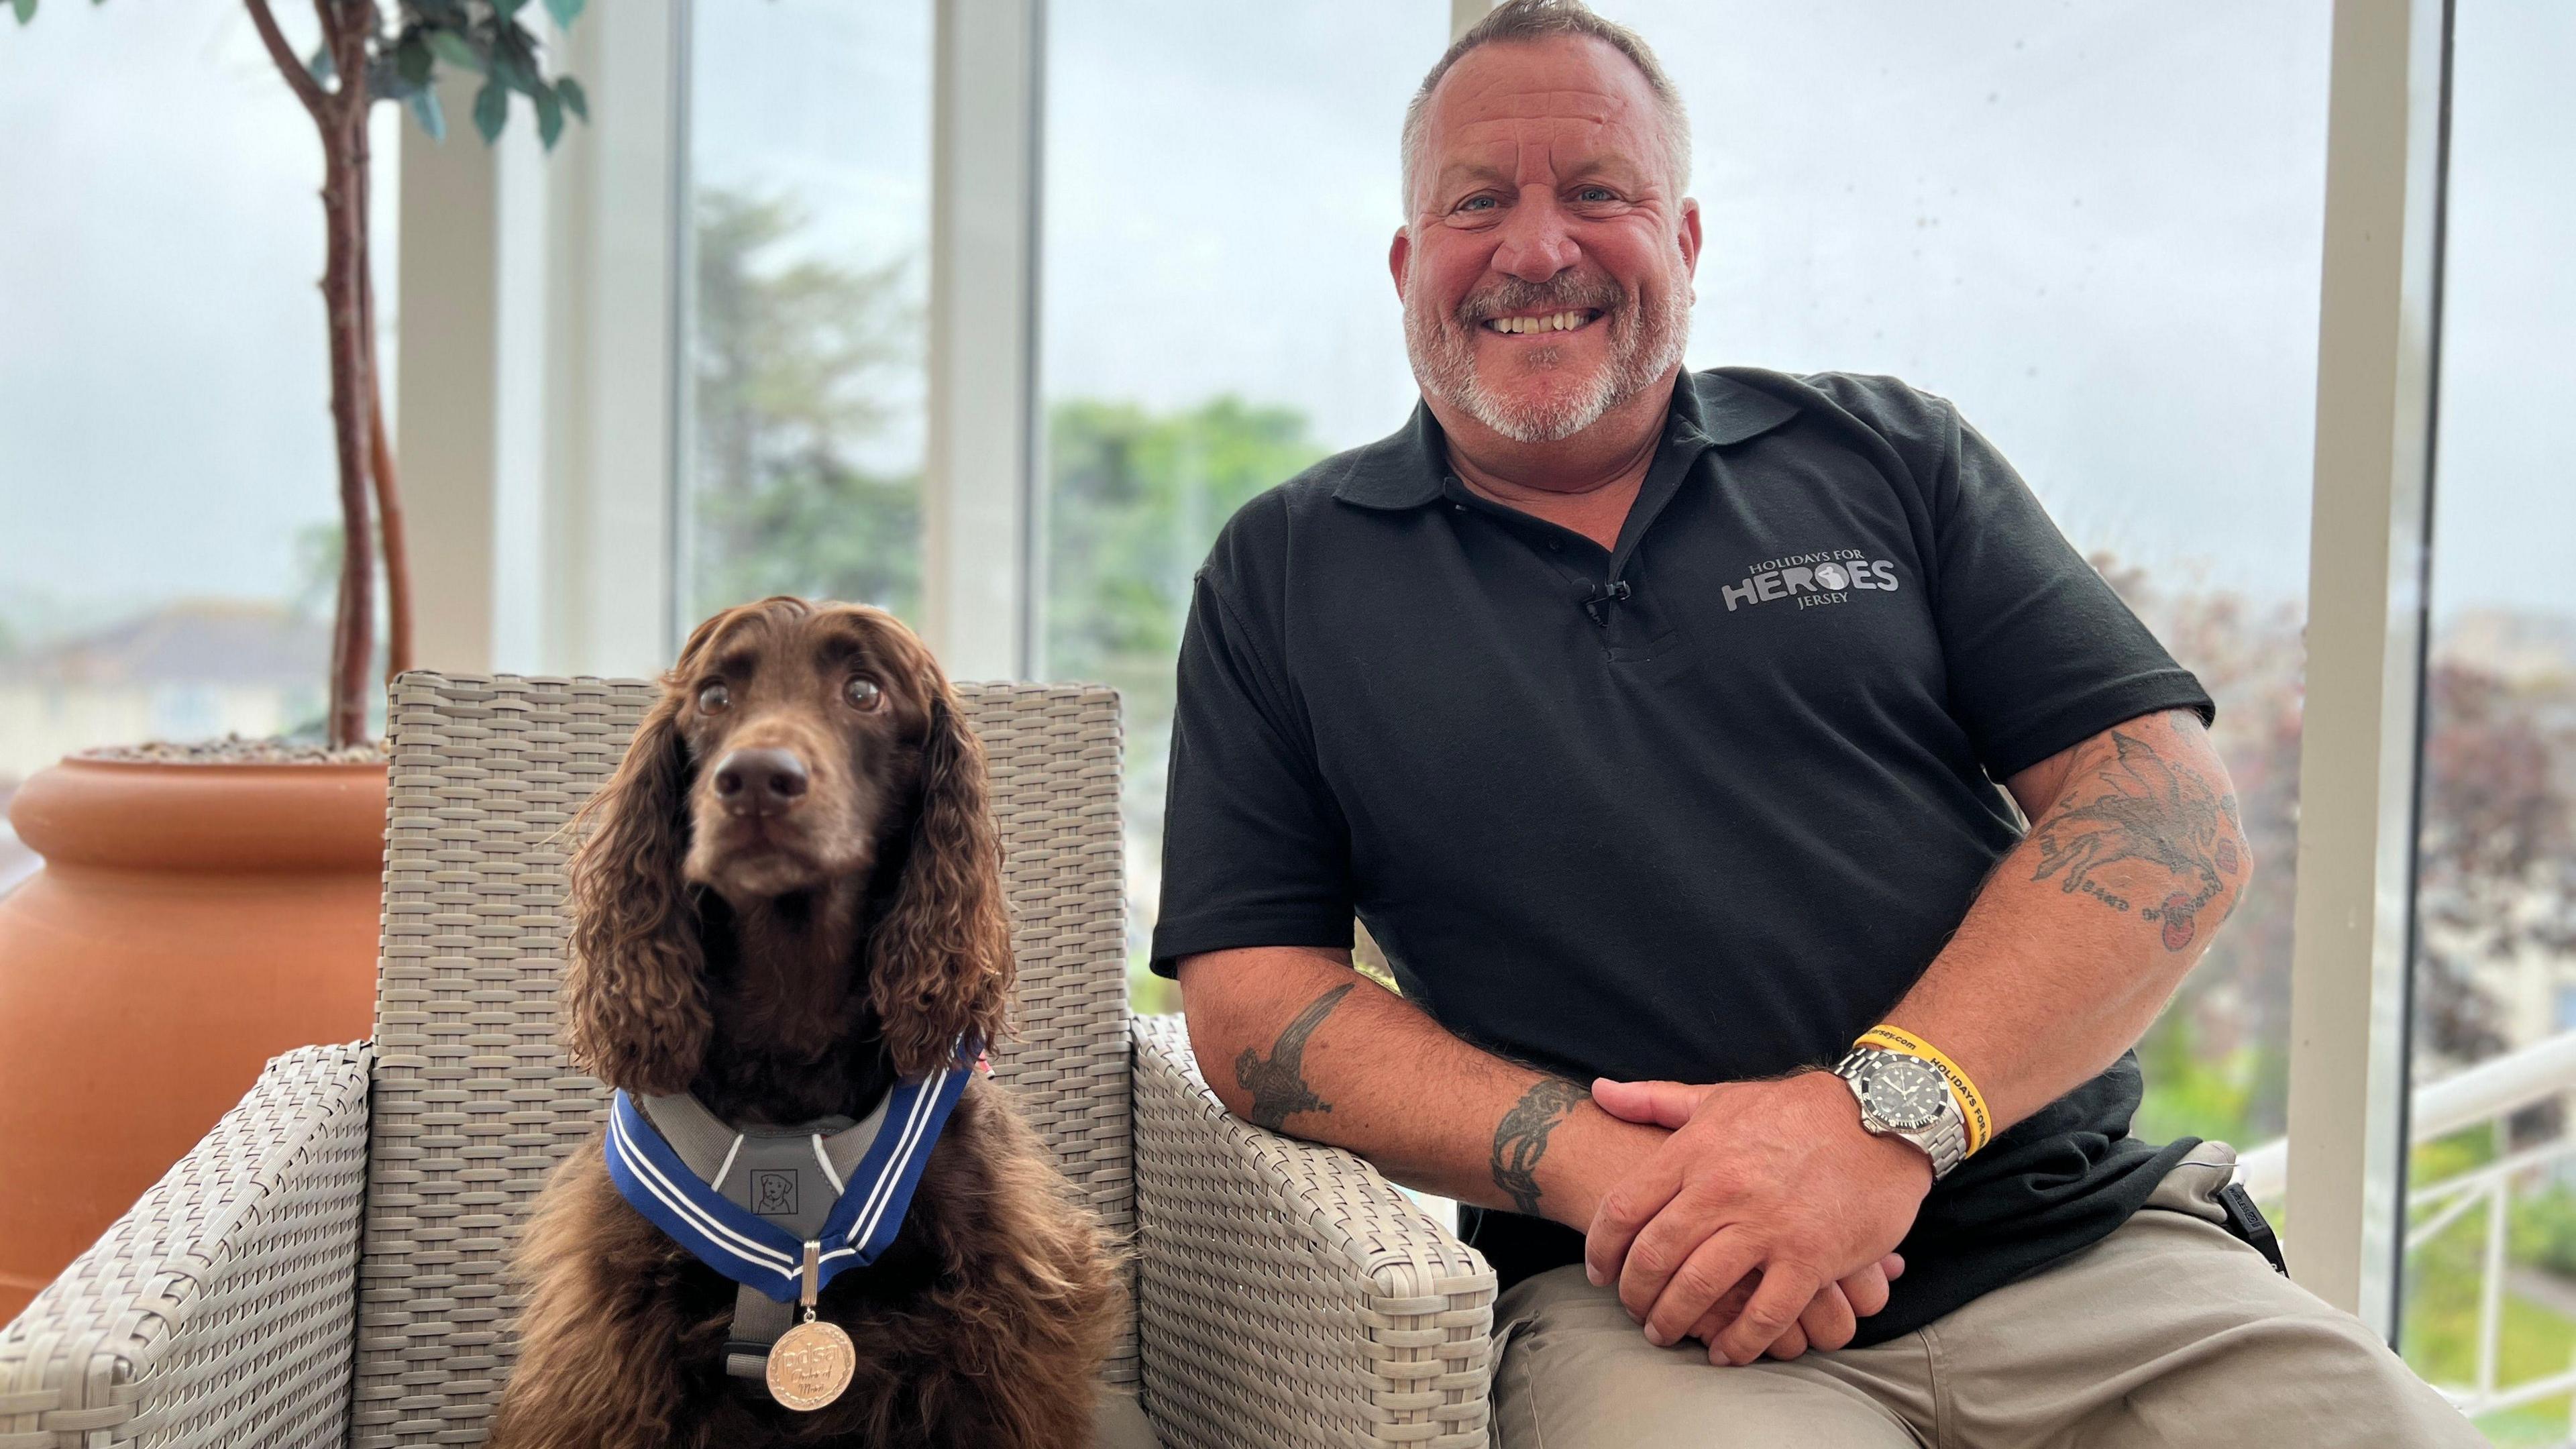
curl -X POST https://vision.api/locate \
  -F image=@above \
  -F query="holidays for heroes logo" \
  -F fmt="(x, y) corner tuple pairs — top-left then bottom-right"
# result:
(1721, 549), (1900, 612)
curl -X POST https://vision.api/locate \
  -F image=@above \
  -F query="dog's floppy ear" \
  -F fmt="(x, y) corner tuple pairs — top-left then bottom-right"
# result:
(869, 682), (1013, 1078)
(562, 688), (712, 1094)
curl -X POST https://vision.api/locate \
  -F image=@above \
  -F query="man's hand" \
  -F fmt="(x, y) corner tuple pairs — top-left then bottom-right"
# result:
(1678, 1251), (1904, 1362)
(1583, 1073), (1932, 1365)
(1513, 1097), (1904, 1362)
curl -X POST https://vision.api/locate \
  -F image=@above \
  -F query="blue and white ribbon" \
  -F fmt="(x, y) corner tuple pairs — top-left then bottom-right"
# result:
(603, 1059), (971, 1303)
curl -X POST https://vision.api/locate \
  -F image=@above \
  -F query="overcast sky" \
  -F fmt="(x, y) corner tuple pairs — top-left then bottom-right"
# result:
(2, 0), (2567, 640)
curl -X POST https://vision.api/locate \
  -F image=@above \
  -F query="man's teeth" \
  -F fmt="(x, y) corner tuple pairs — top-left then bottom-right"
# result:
(1486, 310), (1593, 335)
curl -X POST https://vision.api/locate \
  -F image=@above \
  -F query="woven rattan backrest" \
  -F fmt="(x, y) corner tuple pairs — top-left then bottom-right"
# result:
(349, 673), (1135, 1447)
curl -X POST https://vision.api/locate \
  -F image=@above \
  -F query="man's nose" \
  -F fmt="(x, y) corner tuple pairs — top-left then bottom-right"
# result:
(1491, 193), (1579, 282)
(711, 747), (810, 817)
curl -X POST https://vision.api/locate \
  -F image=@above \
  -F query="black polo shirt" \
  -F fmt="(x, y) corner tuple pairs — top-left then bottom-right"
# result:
(1150, 366), (2214, 1345)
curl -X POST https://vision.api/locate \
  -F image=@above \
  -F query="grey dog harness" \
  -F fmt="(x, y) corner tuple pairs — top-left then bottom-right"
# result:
(632, 1091), (896, 1382)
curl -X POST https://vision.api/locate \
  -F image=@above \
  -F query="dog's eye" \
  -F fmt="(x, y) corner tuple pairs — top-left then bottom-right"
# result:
(843, 676), (883, 711)
(696, 681), (731, 714)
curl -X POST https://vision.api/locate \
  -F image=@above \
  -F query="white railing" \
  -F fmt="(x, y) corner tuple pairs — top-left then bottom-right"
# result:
(2237, 1031), (2576, 1432)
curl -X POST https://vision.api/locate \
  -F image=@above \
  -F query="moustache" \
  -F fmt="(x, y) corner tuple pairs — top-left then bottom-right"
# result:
(1454, 275), (1625, 327)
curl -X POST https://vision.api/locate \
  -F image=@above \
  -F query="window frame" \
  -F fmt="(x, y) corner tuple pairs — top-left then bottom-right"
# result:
(391, 0), (2454, 1343)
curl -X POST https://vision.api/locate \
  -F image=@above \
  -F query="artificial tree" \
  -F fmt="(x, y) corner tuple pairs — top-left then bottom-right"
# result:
(11, 0), (590, 745)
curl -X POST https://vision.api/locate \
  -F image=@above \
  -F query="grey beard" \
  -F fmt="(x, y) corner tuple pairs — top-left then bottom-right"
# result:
(1405, 280), (1693, 445)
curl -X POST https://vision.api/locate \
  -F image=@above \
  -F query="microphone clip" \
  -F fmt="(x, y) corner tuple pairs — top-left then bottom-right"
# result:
(1581, 578), (1632, 627)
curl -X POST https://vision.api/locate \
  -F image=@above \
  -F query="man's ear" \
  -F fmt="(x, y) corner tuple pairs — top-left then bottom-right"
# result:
(1678, 197), (1703, 284)
(1389, 225), (1411, 301)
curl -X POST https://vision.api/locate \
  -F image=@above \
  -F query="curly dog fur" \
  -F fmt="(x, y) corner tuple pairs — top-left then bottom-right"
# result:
(487, 598), (1124, 1449)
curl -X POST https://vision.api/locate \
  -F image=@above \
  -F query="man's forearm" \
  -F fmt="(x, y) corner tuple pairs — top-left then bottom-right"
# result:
(1884, 708), (2252, 1131)
(1176, 945), (1662, 1225)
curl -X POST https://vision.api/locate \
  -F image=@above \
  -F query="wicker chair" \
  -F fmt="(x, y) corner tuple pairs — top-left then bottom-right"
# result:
(0, 673), (1495, 1449)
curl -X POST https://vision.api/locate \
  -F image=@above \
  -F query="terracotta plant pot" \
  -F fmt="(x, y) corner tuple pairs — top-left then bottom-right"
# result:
(0, 757), (385, 1324)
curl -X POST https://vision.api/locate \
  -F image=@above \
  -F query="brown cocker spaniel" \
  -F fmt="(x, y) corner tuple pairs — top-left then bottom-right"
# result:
(487, 598), (1124, 1449)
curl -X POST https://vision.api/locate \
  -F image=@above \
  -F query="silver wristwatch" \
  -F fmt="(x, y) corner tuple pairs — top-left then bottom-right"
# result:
(1832, 1046), (1968, 1181)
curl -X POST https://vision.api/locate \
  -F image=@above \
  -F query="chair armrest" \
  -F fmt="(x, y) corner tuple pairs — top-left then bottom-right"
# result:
(0, 1042), (372, 1449)
(1132, 1015), (1496, 1449)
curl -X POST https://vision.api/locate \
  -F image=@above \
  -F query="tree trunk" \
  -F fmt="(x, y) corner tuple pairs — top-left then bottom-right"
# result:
(357, 118), (412, 685)
(372, 365), (411, 684)
(245, 0), (388, 745)
(317, 45), (374, 747)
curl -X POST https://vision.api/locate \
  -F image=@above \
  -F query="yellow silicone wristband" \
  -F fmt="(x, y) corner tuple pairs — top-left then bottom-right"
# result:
(1856, 1024), (1992, 1157)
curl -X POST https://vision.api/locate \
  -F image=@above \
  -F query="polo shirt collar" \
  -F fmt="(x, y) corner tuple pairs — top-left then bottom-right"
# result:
(1332, 368), (1801, 511)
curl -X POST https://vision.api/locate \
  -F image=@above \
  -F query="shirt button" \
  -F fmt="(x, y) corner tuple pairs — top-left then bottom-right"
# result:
(1548, 539), (1563, 551)
(1453, 503), (1466, 513)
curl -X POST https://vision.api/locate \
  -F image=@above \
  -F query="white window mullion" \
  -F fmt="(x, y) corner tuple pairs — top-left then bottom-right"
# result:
(925, 0), (1044, 682)
(396, 4), (684, 682)
(551, 0), (685, 678)
(396, 68), (502, 677)
(2286, 0), (2451, 1338)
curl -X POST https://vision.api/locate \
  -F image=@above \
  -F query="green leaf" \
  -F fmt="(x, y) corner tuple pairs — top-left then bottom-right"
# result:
(11, 0), (36, 28)
(407, 87), (447, 143)
(307, 43), (335, 84)
(553, 74), (586, 123)
(491, 24), (541, 94)
(532, 82), (563, 150)
(494, 0), (528, 17)
(395, 32), (433, 88)
(543, 0), (585, 28)
(424, 26), (482, 74)
(472, 76), (508, 143)
(368, 56), (419, 101)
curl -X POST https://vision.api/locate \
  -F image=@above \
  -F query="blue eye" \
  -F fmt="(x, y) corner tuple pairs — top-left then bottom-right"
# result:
(1458, 195), (1499, 213)
(1575, 186), (1616, 203)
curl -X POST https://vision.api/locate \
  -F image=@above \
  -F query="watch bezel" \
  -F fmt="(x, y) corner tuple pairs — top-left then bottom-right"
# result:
(1854, 1053), (1949, 1132)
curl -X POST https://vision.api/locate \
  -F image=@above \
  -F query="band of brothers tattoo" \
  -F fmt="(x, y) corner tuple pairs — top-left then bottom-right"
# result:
(1491, 1078), (1588, 1217)
(2029, 715), (2243, 953)
(1236, 983), (1354, 1131)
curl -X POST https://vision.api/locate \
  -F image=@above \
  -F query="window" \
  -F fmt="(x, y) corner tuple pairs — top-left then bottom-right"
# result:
(678, 0), (934, 626)
(0, 6), (393, 788)
(1594, 0), (2332, 1150)
(1038, 0), (1453, 997)
(2396, 3), (2576, 1432)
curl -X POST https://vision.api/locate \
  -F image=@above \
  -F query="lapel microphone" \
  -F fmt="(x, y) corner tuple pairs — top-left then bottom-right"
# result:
(1581, 578), (1632, 627)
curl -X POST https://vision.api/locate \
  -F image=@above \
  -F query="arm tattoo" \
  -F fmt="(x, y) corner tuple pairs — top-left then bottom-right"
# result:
(1235, 983), (1353, 1131)
(1491, 1078), (1587, 1217)
(2029, 717), (2236, 951)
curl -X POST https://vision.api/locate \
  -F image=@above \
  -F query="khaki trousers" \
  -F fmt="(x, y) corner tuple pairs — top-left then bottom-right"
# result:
(1491, 1145), (2482, 1448)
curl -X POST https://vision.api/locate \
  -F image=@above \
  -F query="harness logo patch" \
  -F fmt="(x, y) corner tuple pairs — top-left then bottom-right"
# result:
(1722, 549), (1900, 613)
(751, 1169), (799, 1217)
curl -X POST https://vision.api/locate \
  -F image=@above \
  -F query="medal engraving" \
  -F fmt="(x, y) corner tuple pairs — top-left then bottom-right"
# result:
(766, 1319), (856, 1411)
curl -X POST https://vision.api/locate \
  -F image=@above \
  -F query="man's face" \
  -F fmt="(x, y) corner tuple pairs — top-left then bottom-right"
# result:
(1394, 36), (1699, 445)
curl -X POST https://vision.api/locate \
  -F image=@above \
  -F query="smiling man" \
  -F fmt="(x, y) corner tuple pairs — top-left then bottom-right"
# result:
(1154, 2), (2479, 1444)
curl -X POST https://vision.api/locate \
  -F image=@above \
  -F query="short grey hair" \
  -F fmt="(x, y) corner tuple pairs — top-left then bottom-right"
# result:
(1399, 0), (1692, 217)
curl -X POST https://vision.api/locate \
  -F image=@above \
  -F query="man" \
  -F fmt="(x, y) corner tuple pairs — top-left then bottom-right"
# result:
(1155, 2), (2480, 1444)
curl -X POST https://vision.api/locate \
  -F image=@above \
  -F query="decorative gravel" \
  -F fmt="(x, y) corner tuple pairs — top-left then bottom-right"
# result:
(77, 735), (388, 765)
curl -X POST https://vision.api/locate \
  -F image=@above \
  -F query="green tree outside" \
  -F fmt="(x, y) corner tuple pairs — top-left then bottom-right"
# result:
(1043, 396), (1330, 1010)
(688, 189), (923, 619)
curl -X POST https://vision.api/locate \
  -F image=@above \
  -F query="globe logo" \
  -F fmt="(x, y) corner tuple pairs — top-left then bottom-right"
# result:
(1814, 562), (1851, 590)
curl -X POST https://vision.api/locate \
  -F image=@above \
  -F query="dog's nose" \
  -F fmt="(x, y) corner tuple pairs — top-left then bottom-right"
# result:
(712, 748), (810, 816)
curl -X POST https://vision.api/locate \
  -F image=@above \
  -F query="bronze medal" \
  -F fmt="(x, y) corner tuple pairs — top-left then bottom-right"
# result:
(767, 1241), (854, 1411)
(767, 1316), (857, 1411)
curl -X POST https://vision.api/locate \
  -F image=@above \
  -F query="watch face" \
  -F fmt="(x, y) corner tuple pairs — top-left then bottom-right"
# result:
(1860, 1057), (1948, 1132)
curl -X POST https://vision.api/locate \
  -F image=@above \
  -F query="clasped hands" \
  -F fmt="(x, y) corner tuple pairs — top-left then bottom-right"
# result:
(1580, 1070), (1933, 1364)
